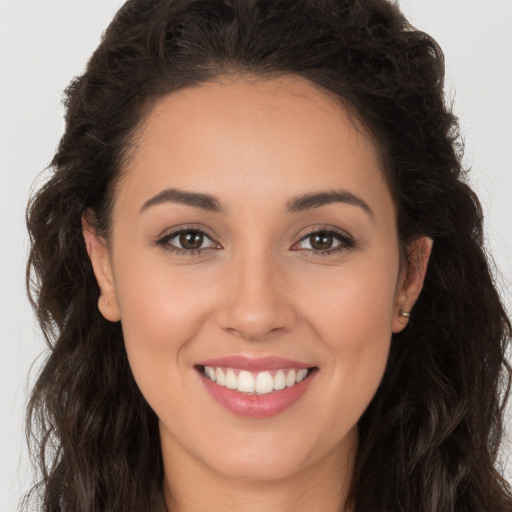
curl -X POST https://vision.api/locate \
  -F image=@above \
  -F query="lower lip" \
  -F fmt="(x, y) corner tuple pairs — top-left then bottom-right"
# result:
(198, 369), (316, 418)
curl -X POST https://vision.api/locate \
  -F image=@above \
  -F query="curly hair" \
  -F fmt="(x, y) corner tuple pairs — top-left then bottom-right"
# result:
(25, 0), (512, 510)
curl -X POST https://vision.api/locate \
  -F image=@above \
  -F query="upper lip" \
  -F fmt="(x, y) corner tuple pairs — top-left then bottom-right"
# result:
(196, 355), (313, 372)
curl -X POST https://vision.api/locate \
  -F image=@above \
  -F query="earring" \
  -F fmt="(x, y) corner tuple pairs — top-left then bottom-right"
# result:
(105, 299), (110, 306)
(399, 309), (410, 318)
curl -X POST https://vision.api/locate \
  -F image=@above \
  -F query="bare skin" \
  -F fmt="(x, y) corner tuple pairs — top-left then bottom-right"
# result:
(161, 427), (356, 511)
(84, 75), (432, 512)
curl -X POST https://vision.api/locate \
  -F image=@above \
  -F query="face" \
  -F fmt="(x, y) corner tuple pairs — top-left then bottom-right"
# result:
(84, 75), (430, 483)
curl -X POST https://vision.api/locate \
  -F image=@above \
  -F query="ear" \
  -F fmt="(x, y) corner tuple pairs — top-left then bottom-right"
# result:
(392, 236), (433, 333)
(82, 215), (121, 322)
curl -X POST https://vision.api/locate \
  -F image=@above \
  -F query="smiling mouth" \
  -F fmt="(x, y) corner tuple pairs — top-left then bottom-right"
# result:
(197, 366), (316, 395)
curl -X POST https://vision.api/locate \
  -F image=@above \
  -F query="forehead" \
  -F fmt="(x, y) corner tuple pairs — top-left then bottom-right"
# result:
(133, 74), (378, 161)
(115, 75), (392, 218)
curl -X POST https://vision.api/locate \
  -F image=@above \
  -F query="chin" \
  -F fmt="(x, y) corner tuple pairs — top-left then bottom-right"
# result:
(190, 423), (355, 482)
(205, 448), (310, 482)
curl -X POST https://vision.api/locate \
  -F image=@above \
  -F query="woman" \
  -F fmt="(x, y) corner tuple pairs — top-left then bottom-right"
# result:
(24, 0), (512, 510)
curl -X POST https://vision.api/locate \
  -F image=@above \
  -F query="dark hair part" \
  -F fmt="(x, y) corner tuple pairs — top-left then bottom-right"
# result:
(25, 0), (512, 510)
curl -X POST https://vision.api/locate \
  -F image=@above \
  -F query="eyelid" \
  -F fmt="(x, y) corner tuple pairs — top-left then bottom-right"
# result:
(154, 224), (355, 256)
(155, 222), (217, 240)
(290, 225), (356, 253)
(155, 224), (222, 255)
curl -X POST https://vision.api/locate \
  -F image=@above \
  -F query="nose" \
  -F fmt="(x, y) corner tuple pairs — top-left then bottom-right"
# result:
(216, 252), (297, 342)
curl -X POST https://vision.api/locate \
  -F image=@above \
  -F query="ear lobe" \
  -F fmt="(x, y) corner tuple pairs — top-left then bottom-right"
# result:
(82, 215), (121, 322)
(392, 236), (433, 333)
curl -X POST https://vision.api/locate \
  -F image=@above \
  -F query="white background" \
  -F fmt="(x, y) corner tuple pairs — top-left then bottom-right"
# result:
(1, 1), (511, 510)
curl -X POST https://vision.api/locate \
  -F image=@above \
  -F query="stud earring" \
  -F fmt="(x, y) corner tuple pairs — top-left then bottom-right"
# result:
(399, 309), (410, 318)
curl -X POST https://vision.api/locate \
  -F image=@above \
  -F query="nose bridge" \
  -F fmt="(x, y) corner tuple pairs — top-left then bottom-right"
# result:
(217, 244), (295, 341)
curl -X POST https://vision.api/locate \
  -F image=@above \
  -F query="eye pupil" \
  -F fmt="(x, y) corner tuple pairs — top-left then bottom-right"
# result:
(310, 232), (333, 250)
(179, 231), (203, 250)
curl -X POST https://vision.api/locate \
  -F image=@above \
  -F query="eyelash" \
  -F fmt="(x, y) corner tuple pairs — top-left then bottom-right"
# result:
(156, 227), (220, 256)
(292, 227), (356, 256)
(155, 226), (356, 257)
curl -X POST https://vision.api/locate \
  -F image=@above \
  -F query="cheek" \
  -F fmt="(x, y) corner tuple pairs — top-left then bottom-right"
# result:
(303, 259), (398, 426)
(305, 254), (399, 339)
(112, 258), (216, 408)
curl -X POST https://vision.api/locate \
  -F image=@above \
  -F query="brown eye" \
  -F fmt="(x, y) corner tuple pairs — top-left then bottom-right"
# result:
(158, 229), (217, 253)
(309, 232), (334, 250)
(294, 229), (355, 253)
(179, 231), (204, 250)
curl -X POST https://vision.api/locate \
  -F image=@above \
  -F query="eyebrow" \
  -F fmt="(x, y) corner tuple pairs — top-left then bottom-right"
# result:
(140, 188), (224, 213)
(140, 187), (374, 219)
(287, 190), (374, 219)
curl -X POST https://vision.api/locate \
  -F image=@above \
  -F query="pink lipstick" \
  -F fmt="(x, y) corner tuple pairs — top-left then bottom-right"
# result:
(196, 355), (317, 418)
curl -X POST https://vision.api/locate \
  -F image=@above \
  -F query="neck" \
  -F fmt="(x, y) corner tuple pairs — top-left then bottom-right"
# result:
(160, 426), (357, 512)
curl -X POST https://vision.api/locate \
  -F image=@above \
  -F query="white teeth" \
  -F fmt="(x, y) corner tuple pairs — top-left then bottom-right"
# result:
(273, 370), (286, 390)
(237, 370), (255, 392)
(255, 371), (274, 394)
(286, 369), (296, 387)
(203, 366), (311, 394)
(225, 369), (237, 389)
(216, 367), (225, 386)
(296, 369), (308, 382)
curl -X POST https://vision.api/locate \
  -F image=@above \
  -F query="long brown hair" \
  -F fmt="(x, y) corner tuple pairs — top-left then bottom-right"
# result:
(25, 0), (512, 510)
